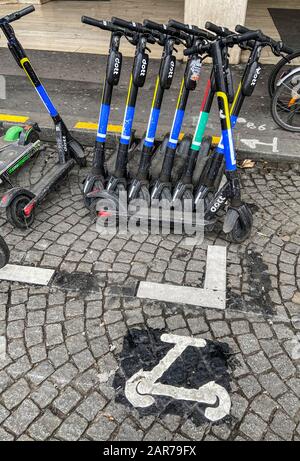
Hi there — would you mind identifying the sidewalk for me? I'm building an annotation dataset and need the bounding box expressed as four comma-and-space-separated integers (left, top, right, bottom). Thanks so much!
0, 150, 299, 440
0, 48, 299, 163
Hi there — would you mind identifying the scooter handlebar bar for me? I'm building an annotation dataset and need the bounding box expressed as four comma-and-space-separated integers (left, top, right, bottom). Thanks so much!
111, 17, 156, 38
168, 19, 215, 41
143, 19, 187, 41
183, 30, 262, 56
0, 5, 35, 25
205, 22, 233, 37
82, 16, 119, 33
235, 24, 294, 54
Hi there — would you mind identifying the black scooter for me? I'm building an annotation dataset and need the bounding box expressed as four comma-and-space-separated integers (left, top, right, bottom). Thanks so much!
81, 16, 137, 208
86, 18, 157, 216
127, 19, 188, 204
184, 28, 262, 242
0, 5, 86, 229
194, 23, 293, 217
150, 24, 214, 205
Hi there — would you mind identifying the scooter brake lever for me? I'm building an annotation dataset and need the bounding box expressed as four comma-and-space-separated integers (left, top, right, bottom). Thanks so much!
146, 46, 152, 53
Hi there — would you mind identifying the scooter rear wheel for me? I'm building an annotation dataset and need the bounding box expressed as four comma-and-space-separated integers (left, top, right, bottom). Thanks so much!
6, 194, 35, 229
0, 235, 10, 269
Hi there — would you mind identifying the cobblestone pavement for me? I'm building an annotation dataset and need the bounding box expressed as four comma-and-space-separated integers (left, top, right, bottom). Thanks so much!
0, 147, 300, 441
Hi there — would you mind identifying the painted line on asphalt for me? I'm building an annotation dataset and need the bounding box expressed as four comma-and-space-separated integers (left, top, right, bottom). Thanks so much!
0, 264, 55, 286
75, 122, 123, 133
74, 121, 221, 145
0, 113, 29, 123
137, 245, 227, 310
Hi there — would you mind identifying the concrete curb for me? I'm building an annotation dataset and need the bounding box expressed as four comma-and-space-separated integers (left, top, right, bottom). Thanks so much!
2, 120, 300, 166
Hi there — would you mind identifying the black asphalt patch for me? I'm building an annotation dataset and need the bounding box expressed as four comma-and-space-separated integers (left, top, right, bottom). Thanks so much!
113, 328, 235, 426
52, 271, 101, 293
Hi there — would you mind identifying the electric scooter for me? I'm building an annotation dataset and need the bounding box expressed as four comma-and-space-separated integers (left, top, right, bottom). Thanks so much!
184, 28, 263, 242
169, 21, 235, 207
127, 19, 189, 204
0, 5, 86, 229
194, 23, 293, 215
150, 25, 214, 204
81, 16, 139, 208
0, 122, 41, 187
86, 18, 157, 215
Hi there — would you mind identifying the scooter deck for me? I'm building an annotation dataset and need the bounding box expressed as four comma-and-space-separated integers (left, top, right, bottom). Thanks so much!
31, 158, 75, 200
0, 141, 40, 176
97, 207, 215, 231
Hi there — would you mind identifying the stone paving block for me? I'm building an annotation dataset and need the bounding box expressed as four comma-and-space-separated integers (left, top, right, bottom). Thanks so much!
270, 410, 297, 441
258, 372, 288, 399
28, 410, 61, 441
76, 392, 107, 421
3, 399, 40, 437
53, 387, 82, 415
1, 378, 30, 410
86, 415, 117, 441
56, 413, 88, 441
239, 413, 268, 440
31, 381, 59, 409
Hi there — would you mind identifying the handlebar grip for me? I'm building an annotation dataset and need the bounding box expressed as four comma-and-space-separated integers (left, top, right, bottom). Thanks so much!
144, 19, 188, 42
236, 30, 262, 43
168, 19, 188, 32
14, 5, 35, 20
111, 16, 157, 39
82, 16, 107, 28
205, 21, 233, 38
3, 5, 35, 24
183, 45, 200, 56
235, 24, 250, 34
111, 17, 135, 31
143, 19, 166, 34
169, 19, 214, 40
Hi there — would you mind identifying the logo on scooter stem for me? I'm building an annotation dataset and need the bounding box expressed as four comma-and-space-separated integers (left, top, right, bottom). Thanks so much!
210, 195, 226, 213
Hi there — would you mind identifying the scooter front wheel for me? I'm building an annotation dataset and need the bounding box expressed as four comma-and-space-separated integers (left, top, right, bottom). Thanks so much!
0, 235, 10, 269
224, 206, 253, 244
6, 193, 35, 229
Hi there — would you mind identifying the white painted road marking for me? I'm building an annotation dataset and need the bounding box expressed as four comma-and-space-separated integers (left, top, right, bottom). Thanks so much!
137, 245, 227, 310
138, 282, 226, 310
125, 333, 231, 422
241, 137, 279, 153
0, 265, 55, 286
204, 245, 227, 292
0, 336, 6, 362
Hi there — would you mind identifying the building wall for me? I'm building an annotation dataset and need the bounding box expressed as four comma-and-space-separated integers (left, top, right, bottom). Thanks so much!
184, 0, 249, 63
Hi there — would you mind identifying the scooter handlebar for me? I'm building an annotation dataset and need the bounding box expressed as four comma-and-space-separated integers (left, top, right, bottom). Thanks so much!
168, 19, 215, 41
205, 22, 233, 37
111, 17, 157, 43
0, 5, 35, 25
143, 19, 187, 41
82, 16, 123, 34
235, 24, 294, 54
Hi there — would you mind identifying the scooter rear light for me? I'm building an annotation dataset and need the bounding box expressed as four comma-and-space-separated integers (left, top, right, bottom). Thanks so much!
24, 202, 35, 217
1, 195, 8, 205
98, 210, 112, 218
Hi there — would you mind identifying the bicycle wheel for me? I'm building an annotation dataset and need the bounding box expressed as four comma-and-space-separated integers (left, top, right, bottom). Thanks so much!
271, 71, 300, 132
268, 51, 300, 98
